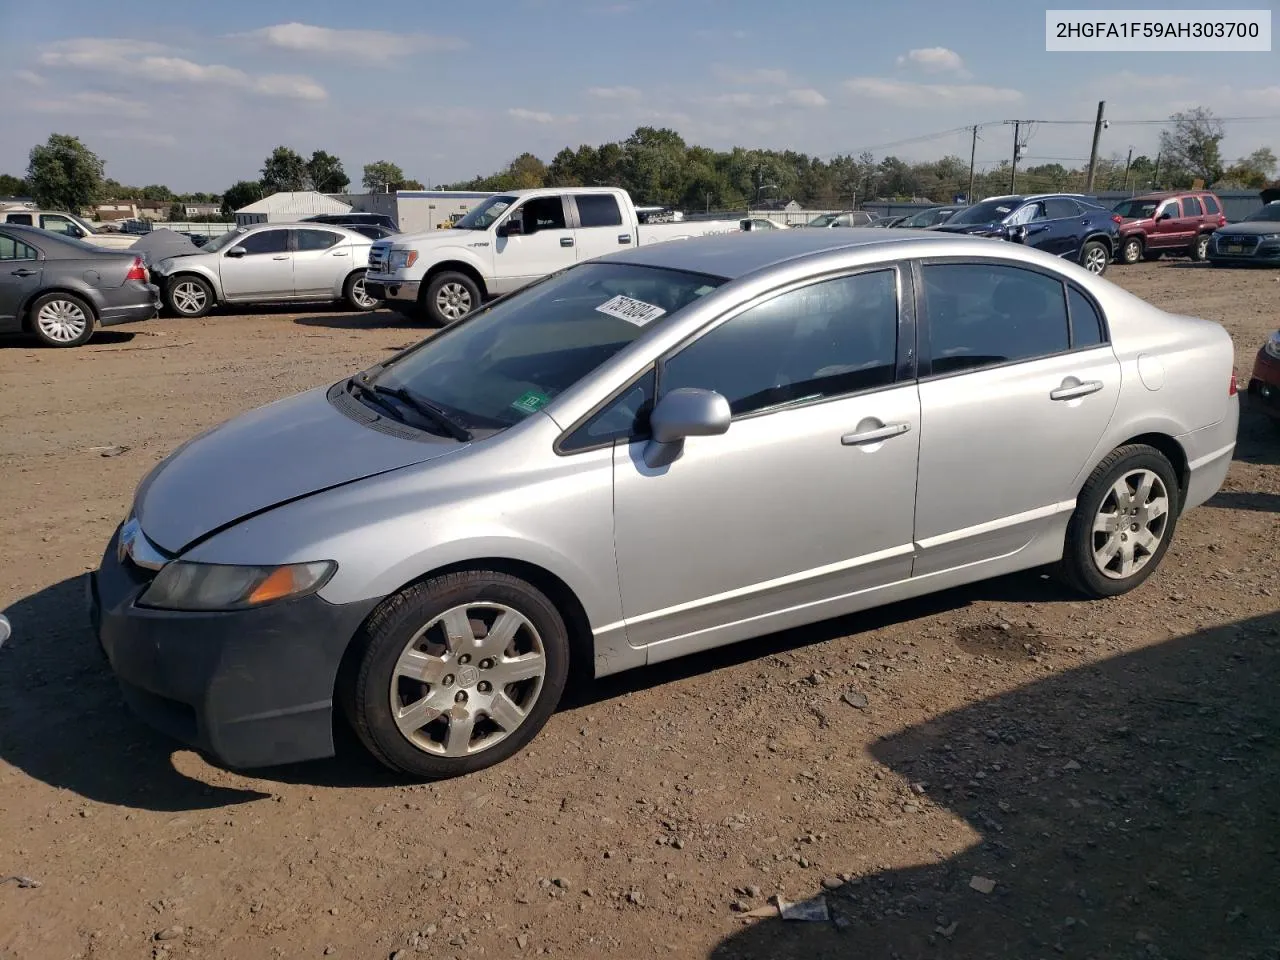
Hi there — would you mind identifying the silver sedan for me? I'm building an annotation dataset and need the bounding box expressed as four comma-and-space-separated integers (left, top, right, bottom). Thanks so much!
91, 229, 1239, 779
149, 222, 382, 318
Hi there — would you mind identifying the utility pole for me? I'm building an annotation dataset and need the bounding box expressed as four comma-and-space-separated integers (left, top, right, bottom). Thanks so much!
1010, 121, 1021, 193
1084, 100, 1106, 192
968, 124, 978, 201
1152, 152, 1162, 189
1122, 147, 1133, 192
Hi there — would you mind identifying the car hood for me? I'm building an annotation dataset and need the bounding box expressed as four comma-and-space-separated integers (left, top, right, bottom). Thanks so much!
1218, 221, 1280, 236
932, 222, 1003, 235
134, 384, 465, 553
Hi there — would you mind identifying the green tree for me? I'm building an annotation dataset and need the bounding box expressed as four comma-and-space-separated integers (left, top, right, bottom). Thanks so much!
362, 160, 406, 192
306, 150, 349, 193
0, 173, 31, 197
1158, 107, 1225, 185
260, 146, 309, 193
27, 133, 104, 211
167, 201, 185, 221
221, 180, 263, 217
140, 184, 173, 201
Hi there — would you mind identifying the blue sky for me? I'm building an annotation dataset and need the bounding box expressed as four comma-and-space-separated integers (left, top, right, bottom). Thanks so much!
1, 0, 1276, 193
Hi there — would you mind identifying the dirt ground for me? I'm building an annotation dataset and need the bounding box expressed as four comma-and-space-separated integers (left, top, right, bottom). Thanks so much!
1, 261, 1277, 960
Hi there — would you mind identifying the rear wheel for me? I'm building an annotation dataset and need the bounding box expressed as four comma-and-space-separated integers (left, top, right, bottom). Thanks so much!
1056, 444, 1180, 598
424, 271, 481, 327
165, 275, 213, 318
29, 292, 95, 347
343, 570, 570, 779
1119, 236, 1143, 265
1189, 233, 1210, 261
1080, 240, 1110, 275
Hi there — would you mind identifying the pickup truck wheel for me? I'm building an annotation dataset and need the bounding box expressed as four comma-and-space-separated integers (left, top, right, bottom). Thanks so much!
1120, 236, 1143, 265
343, 271, 381, 312
1080, 240, 1109, 275
165, 275, 213, 318
1189, 234, 1210, 262
425, 272, 480, 326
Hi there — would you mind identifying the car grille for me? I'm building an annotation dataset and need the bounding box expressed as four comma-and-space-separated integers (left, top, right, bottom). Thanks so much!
369, 244, 390, 273
1216, 234, 1259, 254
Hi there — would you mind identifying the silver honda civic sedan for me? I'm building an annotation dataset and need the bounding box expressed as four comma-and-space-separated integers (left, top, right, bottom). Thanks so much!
89, 229, 1239, 779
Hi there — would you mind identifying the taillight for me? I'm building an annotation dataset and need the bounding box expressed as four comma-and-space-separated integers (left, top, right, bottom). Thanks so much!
1218, 215, 1226, 227
125, 256, 147, 282
1111, 214, 1123, 224
1229, 370, 1238, 396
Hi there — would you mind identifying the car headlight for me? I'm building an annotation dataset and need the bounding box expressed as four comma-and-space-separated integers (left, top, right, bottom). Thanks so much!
1261, 233, 1280, 242
389, 249, 419, 270
137, 560, 336, 612
1265, 331, 1280, 360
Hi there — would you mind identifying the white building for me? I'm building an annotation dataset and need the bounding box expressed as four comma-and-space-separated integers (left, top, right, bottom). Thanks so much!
234, 191, 352, 226
350, 190, 496, 233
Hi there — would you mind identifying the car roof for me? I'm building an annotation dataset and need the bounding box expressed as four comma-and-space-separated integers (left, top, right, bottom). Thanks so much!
600, 228, 984, 280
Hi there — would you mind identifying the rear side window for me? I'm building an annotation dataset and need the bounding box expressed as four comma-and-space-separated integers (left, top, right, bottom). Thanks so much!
576, 194, 623, 228
921, 263, 1069, 375
1183, 196, 1204, 216
295, 229, 343, 251
6, 213, 34, 226
1203, 195, 1220, 214
1044, 198, 1080, 219
1067, 287, 1106, 348
0, 234, 37, 260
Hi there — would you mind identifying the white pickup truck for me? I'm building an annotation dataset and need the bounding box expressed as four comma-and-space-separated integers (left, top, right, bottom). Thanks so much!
0, 205, 139, 250
364, 187, 747, 325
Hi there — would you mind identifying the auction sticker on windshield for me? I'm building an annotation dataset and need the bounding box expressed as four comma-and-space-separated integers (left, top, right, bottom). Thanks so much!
510, 390, 550, 415
595, 294, 667, 326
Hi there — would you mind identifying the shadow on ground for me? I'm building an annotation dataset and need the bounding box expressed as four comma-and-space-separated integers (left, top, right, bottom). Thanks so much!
293, 309, 436, 334
709, 610, 1280, 960
0, 330, 136, 349
1233, 403, 1280, 468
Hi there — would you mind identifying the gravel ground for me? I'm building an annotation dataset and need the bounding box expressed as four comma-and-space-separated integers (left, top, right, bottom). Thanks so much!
0, 261, 1277, 960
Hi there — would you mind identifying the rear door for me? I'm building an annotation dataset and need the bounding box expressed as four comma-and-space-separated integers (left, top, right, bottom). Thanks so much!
1041, 197, 1085, 258
491, 195, 577, 294
0, 231, 43, 330
218, 227, 293, 300
912, 258, 1120, 576
569, 193, 634, 262
291, 228, 350, 298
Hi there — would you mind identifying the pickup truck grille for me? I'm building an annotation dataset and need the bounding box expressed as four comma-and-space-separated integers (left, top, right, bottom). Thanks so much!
368, 244, 390, 273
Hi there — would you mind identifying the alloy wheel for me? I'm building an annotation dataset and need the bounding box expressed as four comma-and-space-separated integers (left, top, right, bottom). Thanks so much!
435, 282, 473, 321
1084, 246, 1108, 273
172, 280, 208, 315
388, 602, 547, 757
1091, 468, 1169, 580
35, 299, 88, 343
350, 276, 378, 309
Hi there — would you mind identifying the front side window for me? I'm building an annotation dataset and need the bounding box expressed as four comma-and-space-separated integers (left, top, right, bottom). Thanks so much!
1007, 202, 1044, 225
1158, 200, 1181, 219
372, 262, 724, 429
41, 214, 81, 237
576, 194, 623, 228
295, 229, 343, 251
516, 196, 567, 232
921, 263, 1070, 375
236, 230, 289, 255
660, 270, 899, 418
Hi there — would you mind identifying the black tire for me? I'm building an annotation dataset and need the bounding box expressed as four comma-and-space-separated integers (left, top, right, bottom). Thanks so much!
423, 271, 481, 327
1189, 233, 1210, 262
1056, 444, 1181, 599
164, 274, 214, 318
343, 270, 381, 312
1079, 239, 1110, 275
28, 291, 96, 348
1119, 235, 1143, 265
343, 570, 570, 780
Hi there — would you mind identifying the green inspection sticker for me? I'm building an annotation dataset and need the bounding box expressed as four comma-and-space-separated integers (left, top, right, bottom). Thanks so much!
510, 390, 550, 415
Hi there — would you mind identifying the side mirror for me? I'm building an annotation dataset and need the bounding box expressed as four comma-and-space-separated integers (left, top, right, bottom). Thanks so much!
1006, 224, 1028, 242
500, 218, 523, 236
643, 387, 731, 467
1158, 212, 1173, 221
225, 246, 247, 258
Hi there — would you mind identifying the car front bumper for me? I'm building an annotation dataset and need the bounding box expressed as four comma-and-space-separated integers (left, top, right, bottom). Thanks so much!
88, 528, 379, 769
1207, 237, 1280, 265
1248, 346, 1280, 419
99, 283, 162, 326
363, 276, 419, 304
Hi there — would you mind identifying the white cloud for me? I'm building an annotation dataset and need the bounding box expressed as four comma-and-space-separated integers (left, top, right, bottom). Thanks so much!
507, 107, 577, 124
712, 65, 791, 86
702, 88, 828, 109
97, 129, 178, 148
786, 88, 828, 107
895, 46, 969, 76
24, 90, 150, 119
843, 76, 1022, 107
234, 22, 465, 57
38, 37, 327, 101
14, 69, 46, 86
588, 85, 643, 101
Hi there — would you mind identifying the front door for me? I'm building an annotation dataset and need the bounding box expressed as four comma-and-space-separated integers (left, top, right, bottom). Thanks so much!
491, 195, 577, 296
913, 259, 1121, 576
612, 267, 921, 657
291, 228, 350, 298
218, 227, 293, 300
0, 231, 43, 331
1147, 198, 1187, 250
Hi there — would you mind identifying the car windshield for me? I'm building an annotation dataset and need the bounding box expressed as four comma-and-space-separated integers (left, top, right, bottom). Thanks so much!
905, 207, 952, 227
200, 228, 246, 253
453, 196, 515, 230
372, 262, 726, 430
946, 198, 1022, 225
1243, 204, 1280, 222
1114, 199, 1160, 219
806, 214, 838, 227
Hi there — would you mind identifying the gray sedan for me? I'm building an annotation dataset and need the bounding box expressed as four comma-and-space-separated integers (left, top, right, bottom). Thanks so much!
90, 229, 1238, 779
0, 224, 160, 347
148, 222, 381, 318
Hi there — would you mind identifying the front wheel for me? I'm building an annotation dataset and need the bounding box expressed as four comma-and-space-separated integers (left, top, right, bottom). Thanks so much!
1189, 234, 1210, 261
1056, 444, 1180, 598
165, 275, 214, 318
29, 292, 96, 347
343, 271, 381, 312
1119, 236, 1143, 265
424, 271, 481, 326
1080, 240, 1110, 275
342, 571, 570, 779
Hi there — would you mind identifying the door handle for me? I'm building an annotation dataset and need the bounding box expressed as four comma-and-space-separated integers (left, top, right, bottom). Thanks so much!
1050, 379, 1104, 401
841, 422, 912, 446
560, 237, 575, 247
332, 250, 349, 256
11, 268, 37, 277
618, 234, 632, 244
272, 255, 289, 260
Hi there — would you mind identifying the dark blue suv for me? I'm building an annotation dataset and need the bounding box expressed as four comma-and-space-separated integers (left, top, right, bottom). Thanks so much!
931, 194, 1121, 275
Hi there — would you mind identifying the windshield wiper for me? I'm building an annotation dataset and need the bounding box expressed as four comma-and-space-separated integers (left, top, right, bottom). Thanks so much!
373, 384, 473, 442
348, 376, 406, 419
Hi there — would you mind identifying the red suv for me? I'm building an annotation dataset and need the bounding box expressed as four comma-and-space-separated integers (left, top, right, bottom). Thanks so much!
1112, 190, 1226, 265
